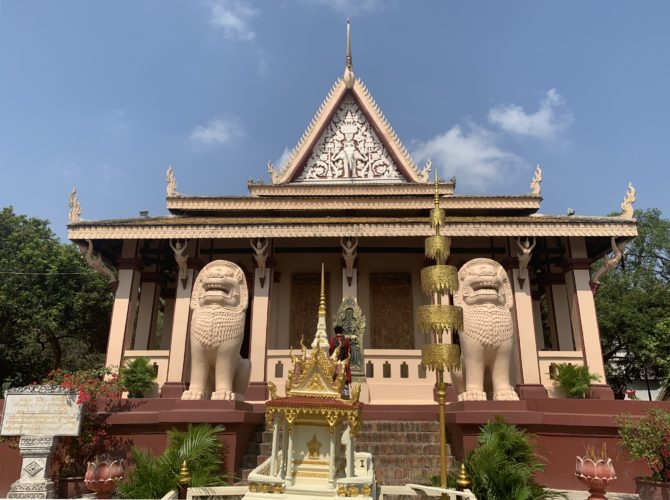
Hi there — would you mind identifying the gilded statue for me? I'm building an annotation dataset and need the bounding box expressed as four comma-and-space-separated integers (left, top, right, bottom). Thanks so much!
453, 258, 519, 401
181, 260, 251, 401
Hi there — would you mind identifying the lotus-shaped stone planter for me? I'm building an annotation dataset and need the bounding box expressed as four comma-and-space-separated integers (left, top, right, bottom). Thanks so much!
575, 456, 617, 500
84, 460, 125, 499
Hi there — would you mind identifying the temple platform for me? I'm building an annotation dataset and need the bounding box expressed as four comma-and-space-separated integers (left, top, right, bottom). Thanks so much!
2, 398, 670, 496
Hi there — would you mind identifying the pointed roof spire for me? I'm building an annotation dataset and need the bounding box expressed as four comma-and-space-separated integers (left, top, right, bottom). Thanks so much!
343, 18, 355, 89
311, 262, 329, 350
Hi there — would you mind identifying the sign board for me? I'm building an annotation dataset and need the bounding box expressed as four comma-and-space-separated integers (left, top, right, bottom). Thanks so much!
1, 385, 83, 437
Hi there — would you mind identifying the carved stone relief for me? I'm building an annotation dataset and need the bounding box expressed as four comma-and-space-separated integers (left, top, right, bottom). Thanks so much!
295, 95, 404, 183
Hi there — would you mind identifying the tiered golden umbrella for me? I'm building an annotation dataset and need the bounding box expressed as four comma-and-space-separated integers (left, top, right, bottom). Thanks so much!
417, 170, 462, 491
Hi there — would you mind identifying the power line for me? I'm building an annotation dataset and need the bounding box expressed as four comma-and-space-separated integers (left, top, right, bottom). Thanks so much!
0, 271, 90, 276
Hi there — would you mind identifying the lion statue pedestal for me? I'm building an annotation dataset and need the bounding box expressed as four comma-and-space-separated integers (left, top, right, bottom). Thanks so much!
182, 260, 252, 401
452, 258, 519, 401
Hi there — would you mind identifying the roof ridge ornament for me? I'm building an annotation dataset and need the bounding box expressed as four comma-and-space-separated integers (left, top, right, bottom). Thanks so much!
68, 187, 81, 223
620, 181, 636, 218
530, 164, 542, 196
343, 18, 355, 89
166, 165, 179, 196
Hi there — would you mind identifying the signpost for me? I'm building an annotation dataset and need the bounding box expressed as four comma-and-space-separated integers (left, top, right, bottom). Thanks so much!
1, 385, 83, 499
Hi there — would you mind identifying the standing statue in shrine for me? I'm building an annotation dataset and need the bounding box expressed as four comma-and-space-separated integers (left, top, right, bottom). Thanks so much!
329, 326, 351, 391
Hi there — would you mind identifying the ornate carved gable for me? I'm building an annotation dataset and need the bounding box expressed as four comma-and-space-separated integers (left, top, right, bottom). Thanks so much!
273, 79, 428, 185
295, 95, 403, 183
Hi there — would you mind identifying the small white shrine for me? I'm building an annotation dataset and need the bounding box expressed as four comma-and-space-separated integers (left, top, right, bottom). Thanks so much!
244, 267, 375, 499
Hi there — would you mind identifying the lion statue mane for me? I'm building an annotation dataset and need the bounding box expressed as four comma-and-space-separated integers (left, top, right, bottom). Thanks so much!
181, 260, 251, 401
452, 258, 519, 401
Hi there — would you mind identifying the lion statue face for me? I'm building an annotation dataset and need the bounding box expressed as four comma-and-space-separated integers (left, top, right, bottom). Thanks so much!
190, 261, 248, 349
190, 261, 248, 312
455, 258, 514, 347
456, 258, 512, 310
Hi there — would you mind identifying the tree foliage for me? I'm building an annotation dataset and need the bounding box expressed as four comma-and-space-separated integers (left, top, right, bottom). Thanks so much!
0, 207, 114, 390
595, 208, 670, 396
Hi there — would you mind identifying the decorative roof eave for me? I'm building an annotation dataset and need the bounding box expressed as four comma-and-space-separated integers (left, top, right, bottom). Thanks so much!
68, 216, 638, 240
245, 182, 455, 197
166, 194, 542, 213
273, 78, 424, 185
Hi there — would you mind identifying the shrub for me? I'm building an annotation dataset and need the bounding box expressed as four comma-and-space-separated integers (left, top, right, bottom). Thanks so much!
616, 408, 670, 482
464, 416, 565, 500
118, 424, 228, 499
119, 357, 156, 398
553, 363, 600, 398
44, 366, 127, 477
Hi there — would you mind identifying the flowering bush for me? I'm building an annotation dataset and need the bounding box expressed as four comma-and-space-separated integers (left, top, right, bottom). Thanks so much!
44, 366, 127, 477
616, 408, 670, 482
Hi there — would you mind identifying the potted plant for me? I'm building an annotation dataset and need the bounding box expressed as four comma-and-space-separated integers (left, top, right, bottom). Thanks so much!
553, 363, 600, 398
575, 443, 617, 500
616, 408, 670, 499
119, 357, 157, 398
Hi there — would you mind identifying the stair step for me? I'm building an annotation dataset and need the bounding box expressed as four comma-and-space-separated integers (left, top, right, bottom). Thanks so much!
239, 420, 452, 486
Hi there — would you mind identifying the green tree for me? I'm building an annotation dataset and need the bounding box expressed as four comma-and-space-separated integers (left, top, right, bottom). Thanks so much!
595, 208, 670, 397
0, 207, 114, 390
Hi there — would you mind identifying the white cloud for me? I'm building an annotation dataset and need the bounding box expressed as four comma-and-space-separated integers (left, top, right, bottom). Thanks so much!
209, 0, 258, 41
413, 124, 524, 191
302, 0, 387, 14
488, 88, 573, 140
257, 53, 269, 78
274, 147, 292, 169
190, 117, 244, 146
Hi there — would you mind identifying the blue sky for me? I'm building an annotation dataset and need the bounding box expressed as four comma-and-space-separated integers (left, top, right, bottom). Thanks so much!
1, 1, 669, 241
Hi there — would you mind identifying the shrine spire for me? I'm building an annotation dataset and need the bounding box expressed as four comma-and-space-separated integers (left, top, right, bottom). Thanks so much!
343, 18, 355, 89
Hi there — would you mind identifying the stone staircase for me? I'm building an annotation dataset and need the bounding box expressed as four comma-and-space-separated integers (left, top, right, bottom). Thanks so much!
238, 421, 450, 486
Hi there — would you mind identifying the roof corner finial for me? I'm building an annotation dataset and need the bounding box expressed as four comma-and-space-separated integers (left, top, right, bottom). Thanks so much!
343, 18, 355, 89
68, 187, 81, 223
620, 181, 636, 218
530, 164, 542, 196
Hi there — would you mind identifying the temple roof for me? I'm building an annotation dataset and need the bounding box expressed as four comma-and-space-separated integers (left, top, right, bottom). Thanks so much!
68, 214, 637, 240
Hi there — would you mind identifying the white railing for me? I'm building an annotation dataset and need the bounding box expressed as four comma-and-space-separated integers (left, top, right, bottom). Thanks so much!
266, 349, 436, 404
537, 350, 584, 397
185, 486, 248, 499
379, 484, 476, 499
121, 350, 169, 397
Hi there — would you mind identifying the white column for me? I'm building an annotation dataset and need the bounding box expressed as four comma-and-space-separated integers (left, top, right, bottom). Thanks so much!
160, 296, 176, 350
166, 268, 195, 384
346, 429, 355, 478
270, 417, 280, 477
281, 420, 289, 478
133, 281, 158, 350
250, 268, 272, 383
531, 298, 545, 350
328, 427, 336, 488
551, 284, 575, 351
342, 268, 357, 299
285, 423, 295, 486
565, 238, 607, 380
105, 241, 140, 371
509, 268, 542, 385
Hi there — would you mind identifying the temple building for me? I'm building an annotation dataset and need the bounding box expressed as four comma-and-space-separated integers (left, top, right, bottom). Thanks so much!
67, 22, 637, 405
